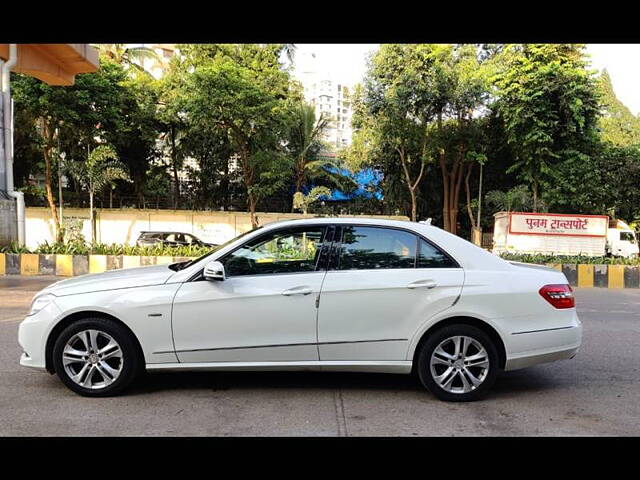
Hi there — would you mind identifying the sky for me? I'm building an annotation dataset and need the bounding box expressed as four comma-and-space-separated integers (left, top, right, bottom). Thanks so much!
292, 44, 640, 116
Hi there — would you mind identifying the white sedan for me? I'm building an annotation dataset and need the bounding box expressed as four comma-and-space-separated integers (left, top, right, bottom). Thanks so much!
18, 218, 582, 401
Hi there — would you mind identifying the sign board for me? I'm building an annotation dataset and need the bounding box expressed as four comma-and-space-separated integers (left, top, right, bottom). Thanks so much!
509, 213, 608, 237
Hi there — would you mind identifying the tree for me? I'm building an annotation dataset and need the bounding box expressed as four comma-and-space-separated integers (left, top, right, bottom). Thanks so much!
345, 45, 436, 222
293, 186, 332, 214
66, 145, 131, 242
596, 69, 640, 147
288, 102, 330, 195
97, 44, 160, 76
492, 44, 601, 211
429, 45, 493, 235
156, 55, 191, 209
485, 185, 540, 213
177, 44, 301, 227
104, 66, 161, 208
349, 44, 493, 231
12, 61, 121, 240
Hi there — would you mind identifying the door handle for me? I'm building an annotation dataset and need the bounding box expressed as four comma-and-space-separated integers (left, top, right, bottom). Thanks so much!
407, 279, 437, 289
282, 286, 313, 296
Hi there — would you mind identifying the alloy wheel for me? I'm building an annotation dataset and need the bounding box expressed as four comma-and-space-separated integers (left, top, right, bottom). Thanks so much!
61, 329, 124, 390
429, 335, 490, 394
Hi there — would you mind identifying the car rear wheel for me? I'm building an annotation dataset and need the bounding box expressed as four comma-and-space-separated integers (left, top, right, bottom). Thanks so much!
417, 324, 499, 402
52, 317, 141, 397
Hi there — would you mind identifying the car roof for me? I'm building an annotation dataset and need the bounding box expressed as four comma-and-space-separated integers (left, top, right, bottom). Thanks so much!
139, 231, 194, 235
255, 217, 510, 271
259, 217, 417, 229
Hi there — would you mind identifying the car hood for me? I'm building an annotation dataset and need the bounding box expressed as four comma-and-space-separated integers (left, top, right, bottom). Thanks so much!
41, 264, 177, 297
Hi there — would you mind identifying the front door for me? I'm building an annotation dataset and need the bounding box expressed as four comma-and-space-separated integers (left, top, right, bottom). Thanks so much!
317, 225, 464, 361
172, 225, 329, 363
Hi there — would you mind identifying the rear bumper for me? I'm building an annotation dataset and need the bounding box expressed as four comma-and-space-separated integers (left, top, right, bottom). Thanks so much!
504, 321, 582, 371
505, 343, 580, 370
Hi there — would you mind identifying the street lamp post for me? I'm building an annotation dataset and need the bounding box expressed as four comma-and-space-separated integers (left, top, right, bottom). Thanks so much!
56, 128, 64, 231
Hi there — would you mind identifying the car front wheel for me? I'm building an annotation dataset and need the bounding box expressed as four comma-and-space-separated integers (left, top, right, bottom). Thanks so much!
417, 324, 499, 402
52, 317, 141, 397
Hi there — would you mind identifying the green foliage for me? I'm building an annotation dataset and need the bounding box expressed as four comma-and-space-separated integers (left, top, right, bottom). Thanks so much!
98, 44, 161, 76
485, 185, 545, 213
499, 252, 640, 265
596, 70, 640, 147
0, 242, 31, 254
293, 186, 332, 214
171, 44, 301, 224
349, 44, 494, 227
67, 145, 131, 195
491, 44, 601, 210
1, 242, 211, 257
10, 43, 640, 243
287, 102, 344, 193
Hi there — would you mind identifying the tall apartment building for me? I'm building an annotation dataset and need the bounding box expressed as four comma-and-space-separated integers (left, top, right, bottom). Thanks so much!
295, 51, 354, 151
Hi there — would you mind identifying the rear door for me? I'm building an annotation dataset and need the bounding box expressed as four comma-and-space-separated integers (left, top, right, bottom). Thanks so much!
317, 225, 464, 361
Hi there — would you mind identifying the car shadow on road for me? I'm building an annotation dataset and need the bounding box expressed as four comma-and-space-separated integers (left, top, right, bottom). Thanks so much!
128, 367, 562, 399
130, 370, 423, 396
491, 368, 566, 398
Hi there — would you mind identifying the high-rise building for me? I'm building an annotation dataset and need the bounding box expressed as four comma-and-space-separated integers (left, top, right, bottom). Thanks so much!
295, 51, 354, 151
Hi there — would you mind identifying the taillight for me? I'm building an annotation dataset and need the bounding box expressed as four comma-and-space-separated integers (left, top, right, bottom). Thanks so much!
539, 284, 575, 309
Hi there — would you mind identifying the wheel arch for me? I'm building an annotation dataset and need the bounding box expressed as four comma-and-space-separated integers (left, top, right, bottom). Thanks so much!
45, 310, 144, 374
410, 316, 507, 373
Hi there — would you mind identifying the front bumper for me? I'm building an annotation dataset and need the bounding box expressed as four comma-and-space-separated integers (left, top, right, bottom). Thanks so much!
17, 300, 62, 372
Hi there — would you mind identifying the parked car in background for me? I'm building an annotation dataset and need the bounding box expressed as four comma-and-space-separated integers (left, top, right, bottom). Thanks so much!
19, 218, 582, 401
136, 231, 217, 248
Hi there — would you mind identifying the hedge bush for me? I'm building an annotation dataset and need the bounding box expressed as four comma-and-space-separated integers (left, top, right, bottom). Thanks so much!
499, 252, 640, 265
0, 241, 212, 258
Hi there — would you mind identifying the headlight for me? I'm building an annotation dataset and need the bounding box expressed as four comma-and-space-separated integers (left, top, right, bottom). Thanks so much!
28, 294, 55, 316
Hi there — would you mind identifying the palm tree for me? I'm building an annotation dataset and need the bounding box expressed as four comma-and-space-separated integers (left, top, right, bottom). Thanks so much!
288, 102, 348, 204
66, 145, 131, 242
485, 185, 545, 213
293, 186, 332, 215
97, 44, 161, 76
283, 44, 297, 64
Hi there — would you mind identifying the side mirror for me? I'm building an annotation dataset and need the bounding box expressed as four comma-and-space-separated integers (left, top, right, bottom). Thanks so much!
203, 260, 225, 281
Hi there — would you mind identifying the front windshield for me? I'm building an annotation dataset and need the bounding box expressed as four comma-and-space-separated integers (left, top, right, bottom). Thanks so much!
620, 231, 637, 244
168, 226, 264, 271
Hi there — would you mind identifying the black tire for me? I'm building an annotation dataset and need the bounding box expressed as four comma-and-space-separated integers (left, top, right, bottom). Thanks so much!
417, 324, 499, 402
52, 317, 142, 397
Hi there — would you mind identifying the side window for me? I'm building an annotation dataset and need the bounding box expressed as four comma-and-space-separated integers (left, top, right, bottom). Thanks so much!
417, 238, 457, 268
337, 226, 416, 270
224, 227, 327, 276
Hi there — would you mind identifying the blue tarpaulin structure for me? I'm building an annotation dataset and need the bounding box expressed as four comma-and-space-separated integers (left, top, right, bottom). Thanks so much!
300, 167, 383, 201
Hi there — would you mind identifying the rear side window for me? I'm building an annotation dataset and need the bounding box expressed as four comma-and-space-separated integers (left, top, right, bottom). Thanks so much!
337, 226, 417, 270
417, 238, 456, 268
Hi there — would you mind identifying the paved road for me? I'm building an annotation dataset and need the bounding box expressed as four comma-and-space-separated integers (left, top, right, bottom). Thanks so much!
1, 276, 639, 436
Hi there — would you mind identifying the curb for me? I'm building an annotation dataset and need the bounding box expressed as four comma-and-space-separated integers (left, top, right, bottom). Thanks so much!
0, 253, 197, 277
546, 263, 638, 288
0, 253, 639, 288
